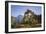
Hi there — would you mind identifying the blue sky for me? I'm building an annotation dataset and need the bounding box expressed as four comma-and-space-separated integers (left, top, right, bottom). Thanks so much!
11, 5, 41, 17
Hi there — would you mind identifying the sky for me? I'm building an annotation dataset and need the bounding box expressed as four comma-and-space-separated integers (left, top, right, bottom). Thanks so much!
11, 5, 41, 17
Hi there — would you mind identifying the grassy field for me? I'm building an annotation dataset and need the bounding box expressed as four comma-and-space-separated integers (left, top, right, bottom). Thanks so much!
14, 23, 41, 28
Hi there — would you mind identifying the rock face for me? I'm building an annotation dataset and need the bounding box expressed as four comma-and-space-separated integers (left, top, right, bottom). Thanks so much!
23, 9, 41, 27
23, 9, 37, 24
16, 15, 23, 23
